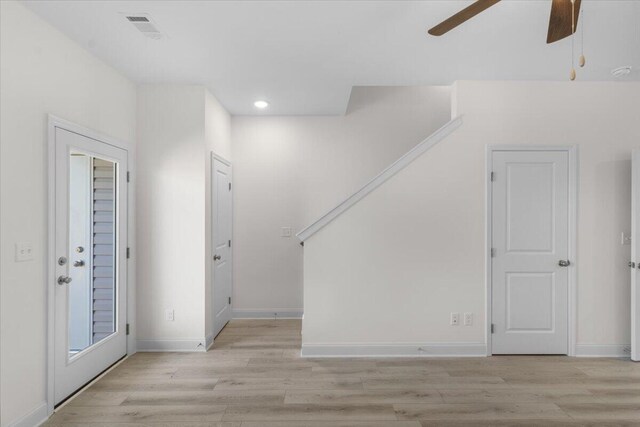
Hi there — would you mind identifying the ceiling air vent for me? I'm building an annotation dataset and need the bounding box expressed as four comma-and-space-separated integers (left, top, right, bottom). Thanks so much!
126, 16, 150, 22
124, 14, 163, 40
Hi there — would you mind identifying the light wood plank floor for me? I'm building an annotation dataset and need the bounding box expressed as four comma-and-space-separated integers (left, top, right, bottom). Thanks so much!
45, 319, 640, 426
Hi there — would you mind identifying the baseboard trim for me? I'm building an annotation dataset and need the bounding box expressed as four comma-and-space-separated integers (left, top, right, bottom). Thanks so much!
137, 338, 209, 352
205, 333, 214, 350
301, 342, 487, 358
575, 344, 631, 357
233, 309, 303, 319
7, 401, 48, 427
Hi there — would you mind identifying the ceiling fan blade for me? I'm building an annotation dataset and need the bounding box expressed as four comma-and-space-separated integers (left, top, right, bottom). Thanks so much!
547, 0, 581, 44
428, 0, 501, 36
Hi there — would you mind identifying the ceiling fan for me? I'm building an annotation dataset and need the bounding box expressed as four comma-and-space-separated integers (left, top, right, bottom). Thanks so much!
428, 0, 581, 44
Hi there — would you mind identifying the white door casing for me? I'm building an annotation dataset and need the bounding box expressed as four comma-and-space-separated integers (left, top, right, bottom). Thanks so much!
53, 127, 128, 404
490, 149, 573, 355
632, 150, 640, 362
212, 155, 233, 337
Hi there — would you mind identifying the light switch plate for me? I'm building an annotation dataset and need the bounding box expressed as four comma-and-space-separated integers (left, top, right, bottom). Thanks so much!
15, 242, 34, 262
621, 232, 632, 245
281, 227, 292, 238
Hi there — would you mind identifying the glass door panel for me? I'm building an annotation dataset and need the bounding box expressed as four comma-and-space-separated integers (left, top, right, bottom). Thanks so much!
68, 154, 117, 357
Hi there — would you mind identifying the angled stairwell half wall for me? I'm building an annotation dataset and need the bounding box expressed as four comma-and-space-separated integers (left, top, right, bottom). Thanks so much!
300, 81, 640, 358
231, 86, 452, 319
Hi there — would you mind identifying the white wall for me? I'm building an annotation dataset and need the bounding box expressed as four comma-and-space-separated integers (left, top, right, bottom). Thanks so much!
302, 81, 640, 356
231, 86, 451, 317
137, 85, 230, 349
0, 2, 137, 426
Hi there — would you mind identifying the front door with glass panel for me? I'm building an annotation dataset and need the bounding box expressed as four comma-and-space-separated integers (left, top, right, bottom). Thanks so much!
54, 127, 128, 404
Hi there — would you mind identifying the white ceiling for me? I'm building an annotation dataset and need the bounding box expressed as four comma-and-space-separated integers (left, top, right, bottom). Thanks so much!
23, 1, 640, 115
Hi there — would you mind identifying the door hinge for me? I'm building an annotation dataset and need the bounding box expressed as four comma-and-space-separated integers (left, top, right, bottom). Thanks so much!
126, 323, 130, 335
490, 171, 495, 182
126, 247, 130, 259
228, 297, 231, 304
491, 323, 495, 334
127, 171, 130, 183
491, 248, 496, 258
229, 182, 232, 191
228, 240, 231, 247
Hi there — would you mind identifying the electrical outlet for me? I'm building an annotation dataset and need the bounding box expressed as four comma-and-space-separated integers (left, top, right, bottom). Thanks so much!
281, 227, 292, 237
165, 309, 175, 321
450, 312, 460, 326
15, 242, 34, 262
464, 312, 473, 326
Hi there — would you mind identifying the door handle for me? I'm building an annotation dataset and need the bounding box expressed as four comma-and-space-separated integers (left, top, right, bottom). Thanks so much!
213, 254, 221, 261
73, 260, 85, 267
630, 261, 636, 268
558, 260, 571, 267
57, 275, 72, 285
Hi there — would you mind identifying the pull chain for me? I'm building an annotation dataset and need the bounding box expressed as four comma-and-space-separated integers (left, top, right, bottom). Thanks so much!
570, 0, 576, 80
579, 5, 586, 67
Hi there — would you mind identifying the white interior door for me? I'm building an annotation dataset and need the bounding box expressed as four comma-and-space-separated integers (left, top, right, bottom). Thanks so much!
632, 150, 640, 362
212, 155, 233, 337
54, 127, 128, 404
491, 150, 571, 354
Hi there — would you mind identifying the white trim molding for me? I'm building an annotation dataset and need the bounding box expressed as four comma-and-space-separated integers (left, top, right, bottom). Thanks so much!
6, 402, 48, 427
301, 342, 487, 358
206, 333, 215, 350
136, 339, 209, 352
233, 309, 303, 319
485, 145, 578, 357
575, 344, 631, 358
296, 116, 463, 242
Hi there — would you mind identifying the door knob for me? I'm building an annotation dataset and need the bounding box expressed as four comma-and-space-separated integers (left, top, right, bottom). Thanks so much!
558, 260, 571, 267
73, 260, 85, 267
213, 254, 221, 261
630, 261, 636, 268
57, 275, 72, 285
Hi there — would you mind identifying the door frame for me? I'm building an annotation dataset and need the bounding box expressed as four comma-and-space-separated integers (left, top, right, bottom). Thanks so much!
632, 150, 639, 361
485, 145, 578, 356
211, 152, 233, 337
47, 115, 133, 414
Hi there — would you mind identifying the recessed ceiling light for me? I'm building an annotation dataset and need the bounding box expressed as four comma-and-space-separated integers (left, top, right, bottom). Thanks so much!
611, 66, 632, 78
254, 100, 269, 109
